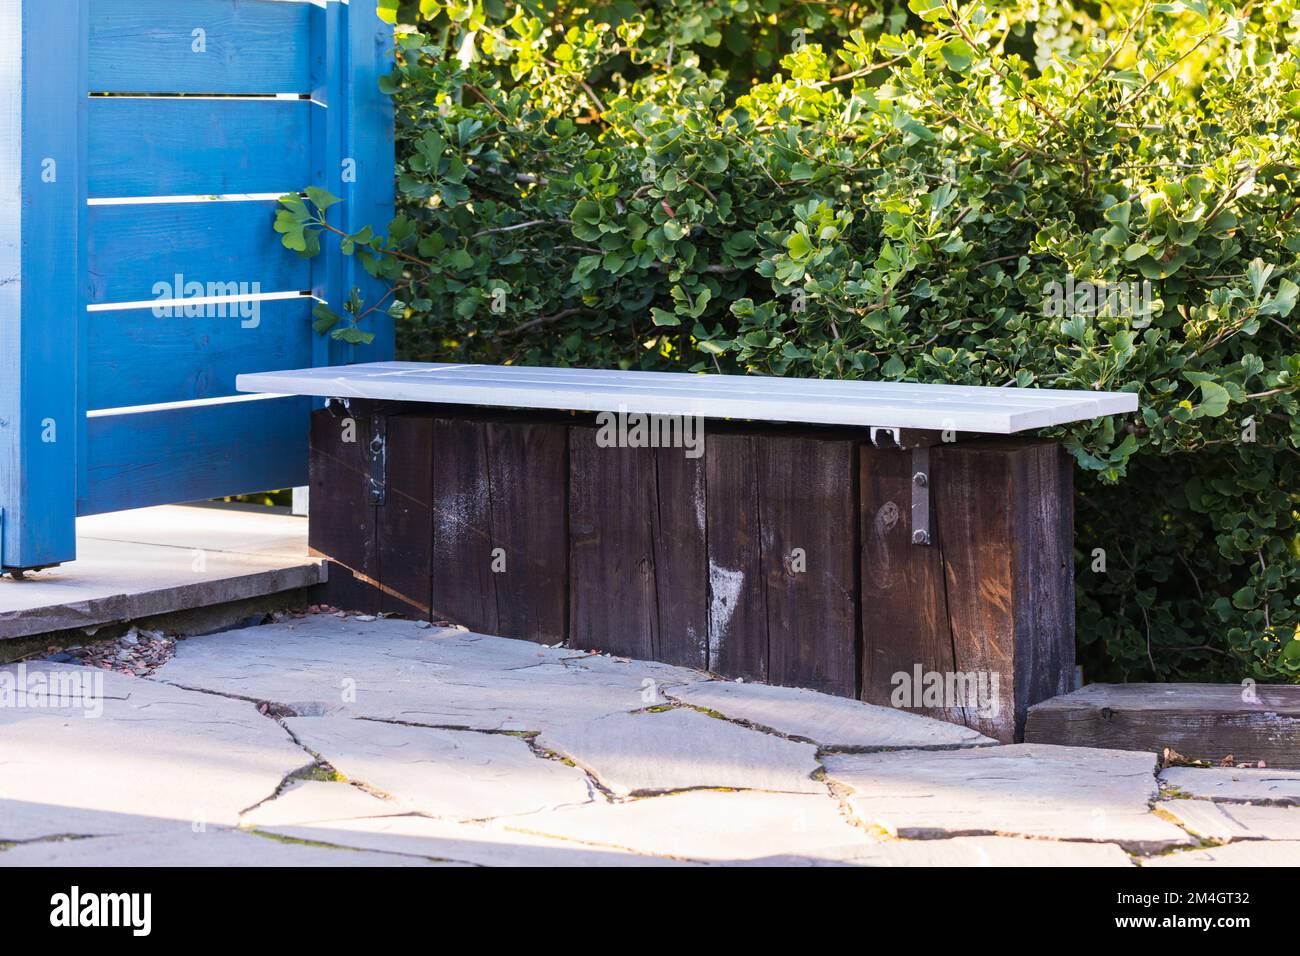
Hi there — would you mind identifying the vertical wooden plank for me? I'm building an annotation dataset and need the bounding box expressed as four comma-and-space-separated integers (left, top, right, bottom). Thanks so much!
377, 413, 433, 620
759, 434, 858, 698
859, 445, 966, 725
309, 0, 346, 371
309, 404, 379, 613
343, 0, 396, 363
427, 414, 567, 640
484, 419, 567, 644
1012, 442, 1076, 737
0, 0, 86, 570
649, 445, 709, 668
309, 0, 395, 369
705, 433, 767, 681
931, 443, 1019, 741
568, 425, 707, 664
568, 428, 658, 657
920, 440, 1074, 742
0, 0, 22, 565
429, 417, 498, 631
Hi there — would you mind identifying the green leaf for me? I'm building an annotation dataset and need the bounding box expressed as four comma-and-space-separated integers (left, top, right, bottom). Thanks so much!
1196, 380, 1231, 418
663, 220, 689, 242
312, 303, 342, 334
333, 326, 376, 346
940, 39, 972, 72
305, 187, 342, 211
1260, 278, 1298, 317
907, 0, 948, 22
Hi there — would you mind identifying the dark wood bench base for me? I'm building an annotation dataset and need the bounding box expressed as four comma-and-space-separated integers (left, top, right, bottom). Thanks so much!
309, 401, 1074, 742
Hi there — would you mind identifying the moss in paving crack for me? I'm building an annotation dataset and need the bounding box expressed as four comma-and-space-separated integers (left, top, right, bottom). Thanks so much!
1137, 834, 1228, 860
290, 761, 346, 784
531, 745, 578, 768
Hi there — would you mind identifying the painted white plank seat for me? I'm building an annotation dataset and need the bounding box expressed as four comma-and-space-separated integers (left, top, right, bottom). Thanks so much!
237, 361, 1137, 433
237, 361, 1139, 743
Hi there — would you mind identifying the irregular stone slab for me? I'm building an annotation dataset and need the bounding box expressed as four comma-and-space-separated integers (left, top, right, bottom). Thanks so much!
257, 814, 687, 867
824, 743, 1190, 853
1027, 682, 1300, 769
536, 708, 823, 796
1160, 801, 1300, 842
240, 780, 405, 829
284, 716, 591, 820
155, 617, 706, 731
1144, 841, 1300, 867
241, 779, 686, 865
669, 680, 994, 749
503, 790, 876, 862
0, 828, 449, 867
828, 836, 1133, 868
1160, 767, 1300, 805
0, 663, 310, 841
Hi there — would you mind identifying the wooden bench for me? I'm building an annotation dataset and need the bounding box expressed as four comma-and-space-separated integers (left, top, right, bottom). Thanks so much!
238, 362, 1137, 742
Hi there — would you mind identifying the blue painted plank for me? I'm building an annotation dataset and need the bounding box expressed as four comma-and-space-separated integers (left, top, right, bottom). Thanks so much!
0, 0, 87, 569
87, 298, 314, 410
90, 0, 313, 95
88, 97, 310, 198
310, 0, 348, 370
307, 0, 394, 369
344, 0, 397, 363
82, 396, 310, 516
88, 200, 310, 305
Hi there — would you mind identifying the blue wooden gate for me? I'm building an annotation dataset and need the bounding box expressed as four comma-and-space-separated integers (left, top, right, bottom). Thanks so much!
0, 0, 394, 570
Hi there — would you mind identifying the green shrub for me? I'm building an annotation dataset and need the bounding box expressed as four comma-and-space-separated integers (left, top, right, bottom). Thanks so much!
281, 0, 1300, 683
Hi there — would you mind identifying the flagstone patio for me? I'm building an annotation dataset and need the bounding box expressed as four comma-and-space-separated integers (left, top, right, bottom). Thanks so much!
2, 612, 1296, 867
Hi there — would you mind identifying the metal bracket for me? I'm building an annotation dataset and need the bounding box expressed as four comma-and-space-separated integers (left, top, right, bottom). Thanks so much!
867, 428, 935, 546
366, 413, 387, 506
910, 446, 931, 546
868, 426, 943, 450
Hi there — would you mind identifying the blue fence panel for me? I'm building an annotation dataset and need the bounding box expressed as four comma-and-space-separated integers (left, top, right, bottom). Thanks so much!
0, 0, 394, 570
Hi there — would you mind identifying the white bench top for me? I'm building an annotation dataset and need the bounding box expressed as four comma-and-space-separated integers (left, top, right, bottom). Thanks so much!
237, 362, 1138, 434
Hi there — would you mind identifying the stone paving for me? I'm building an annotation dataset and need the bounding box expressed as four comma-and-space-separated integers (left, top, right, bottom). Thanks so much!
2, 613, 1298, 866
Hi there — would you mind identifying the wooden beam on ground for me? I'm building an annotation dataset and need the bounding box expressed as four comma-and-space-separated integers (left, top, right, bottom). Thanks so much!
1026, 683, 1300, 769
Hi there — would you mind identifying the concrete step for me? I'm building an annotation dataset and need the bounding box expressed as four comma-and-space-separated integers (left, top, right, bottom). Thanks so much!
0, 504, 324, 641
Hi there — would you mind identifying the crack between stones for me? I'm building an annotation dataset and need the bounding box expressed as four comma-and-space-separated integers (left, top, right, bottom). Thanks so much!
240, 827, 480, 867
661, 694, 988, 756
